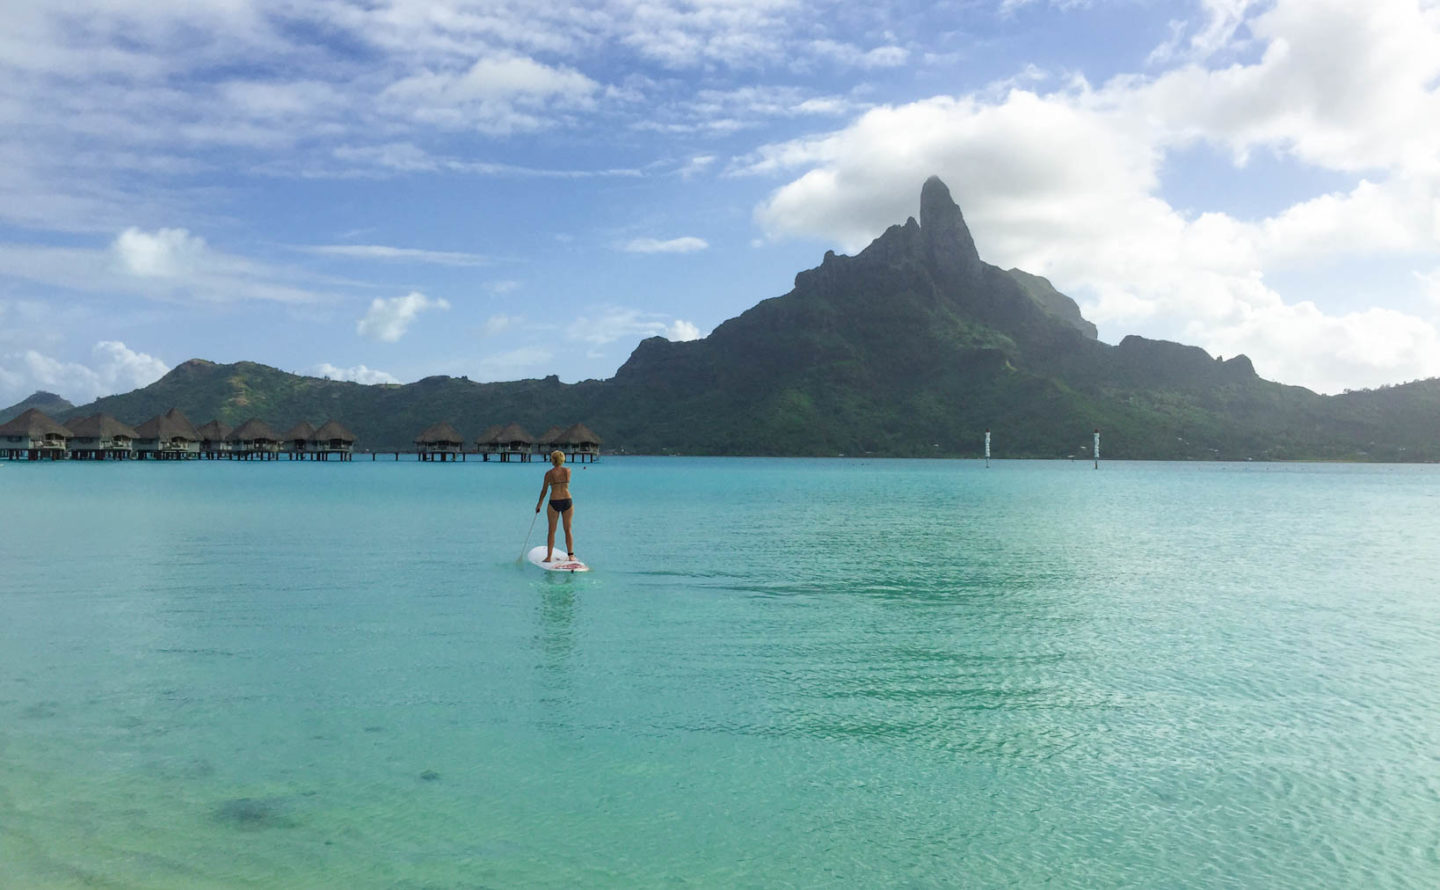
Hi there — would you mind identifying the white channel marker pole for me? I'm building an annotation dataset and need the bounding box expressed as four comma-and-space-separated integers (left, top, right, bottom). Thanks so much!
985, 429, 991, 468
1093, 428, 1100, 470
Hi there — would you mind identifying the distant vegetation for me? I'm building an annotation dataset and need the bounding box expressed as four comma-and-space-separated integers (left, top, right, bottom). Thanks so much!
0, 391, 73, 425
11, 177, 1438, 460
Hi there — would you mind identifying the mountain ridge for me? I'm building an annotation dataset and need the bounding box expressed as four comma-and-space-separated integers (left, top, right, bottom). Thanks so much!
6, 176, 1438, 459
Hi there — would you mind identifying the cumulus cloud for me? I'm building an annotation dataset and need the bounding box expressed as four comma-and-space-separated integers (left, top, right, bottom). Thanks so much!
746, 0, 1440, 392
356, 291, 451, 342
0, 340, 169, 405
622, 236, 709, 254
566, 307, 705, 345
313, 362, 401, 384
113, 227, 209, 277
665, 319, 702, 341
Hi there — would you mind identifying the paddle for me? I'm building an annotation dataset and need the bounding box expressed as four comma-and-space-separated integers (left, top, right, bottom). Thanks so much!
516, 509, 540, 564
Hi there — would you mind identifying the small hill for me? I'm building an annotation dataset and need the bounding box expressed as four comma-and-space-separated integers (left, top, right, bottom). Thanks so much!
1, 391, 75, 424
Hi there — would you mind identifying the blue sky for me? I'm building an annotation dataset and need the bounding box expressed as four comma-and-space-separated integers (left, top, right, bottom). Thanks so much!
2, 0, 1438, 405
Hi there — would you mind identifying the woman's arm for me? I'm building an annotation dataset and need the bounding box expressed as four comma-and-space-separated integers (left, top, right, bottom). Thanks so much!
536, 473, 550, 512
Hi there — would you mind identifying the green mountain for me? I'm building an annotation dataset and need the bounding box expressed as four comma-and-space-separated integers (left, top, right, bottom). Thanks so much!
35, 176, 1440, 459
0, 391, 74, 424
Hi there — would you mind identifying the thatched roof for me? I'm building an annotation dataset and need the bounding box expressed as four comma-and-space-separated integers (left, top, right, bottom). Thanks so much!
67, 414, 139, 440
493, 422, 533, 445
196, 420, 232, 441
0, 408, 72, 438
228, 418, 281, 442
314, 419, 356, 443
536, 426, 565, 446
282, 421, 317, 441
135, 408, 198, 441
476, 424, 503, 445
415, 422, 464, 445
559, 422, 601, 445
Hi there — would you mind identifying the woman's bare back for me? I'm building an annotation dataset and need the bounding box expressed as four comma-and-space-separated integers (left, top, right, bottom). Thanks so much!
546, 466, 571, 499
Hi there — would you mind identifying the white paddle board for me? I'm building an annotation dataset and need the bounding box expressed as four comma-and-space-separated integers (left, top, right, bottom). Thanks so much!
527, 545, 589, 573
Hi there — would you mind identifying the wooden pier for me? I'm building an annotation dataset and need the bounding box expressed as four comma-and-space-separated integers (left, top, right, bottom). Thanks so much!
2, 409, 600, 465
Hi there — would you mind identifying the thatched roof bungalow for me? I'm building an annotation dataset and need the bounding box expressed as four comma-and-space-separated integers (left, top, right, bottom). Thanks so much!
486, 422, 535, 462
548, 422, 601, 462
0, 409, 72, 459
559, 423, 601, 448
416, 422, 465, 461
135, 408, 200, 459
313, 419, 357, 460
228, 418, 282, 460
196, 420, 232, 456
535, 425, 565, 451
282, 421, 317, 458
67, 414, 139, 459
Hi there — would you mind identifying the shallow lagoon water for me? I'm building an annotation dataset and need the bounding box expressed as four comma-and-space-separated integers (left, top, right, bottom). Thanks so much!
1, 457, 1438, 888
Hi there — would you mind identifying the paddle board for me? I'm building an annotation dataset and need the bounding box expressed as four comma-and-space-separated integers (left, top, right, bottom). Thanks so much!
526, 545, 590, 573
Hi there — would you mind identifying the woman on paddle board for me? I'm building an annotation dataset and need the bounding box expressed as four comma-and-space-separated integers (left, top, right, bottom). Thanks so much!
535, 450, 575, 562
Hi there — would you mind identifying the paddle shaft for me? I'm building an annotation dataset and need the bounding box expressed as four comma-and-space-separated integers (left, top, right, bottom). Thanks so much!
517, 510, 541, 563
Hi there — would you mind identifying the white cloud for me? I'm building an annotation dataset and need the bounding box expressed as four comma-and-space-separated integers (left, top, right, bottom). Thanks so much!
622, 236, 709, 254
1150, 0, 1260, 64
300, 244, 489, 267
807, 40, 910, 69
1198, 303, 1440, 394
679, 155, 716, 178
380, 54, 599, 134
0, 228, 331, 304
665, 319, 702, 341
566, 307, 706, 344
313, 362, 401, 385
356, 291, 451, 342
1124, 0, 1440, 174
1420, 268, 1440, 309
113, 227, 208, 277
0, 340, 168, 405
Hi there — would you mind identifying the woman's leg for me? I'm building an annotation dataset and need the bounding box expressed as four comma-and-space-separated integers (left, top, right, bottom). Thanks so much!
545, 506, 559, 560
561, 505, 575, 557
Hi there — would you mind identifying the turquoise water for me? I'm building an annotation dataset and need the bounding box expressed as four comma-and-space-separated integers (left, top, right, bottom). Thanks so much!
2, 457, 1438, 888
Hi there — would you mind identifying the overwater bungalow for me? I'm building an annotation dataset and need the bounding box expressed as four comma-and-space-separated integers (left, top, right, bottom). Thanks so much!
534, 425, 565, 456
476, 424, 503, 461
135, 408, 200, 460
66, 414, 139, 460
416, 422, 465, 461
487, 422, 535, 463
313, 419, 357, 461
228, 418, 282, 460
0, 409, 72, 460
282, 421, 317, 460
554, 422, 602, 463
196, 420, 232, 459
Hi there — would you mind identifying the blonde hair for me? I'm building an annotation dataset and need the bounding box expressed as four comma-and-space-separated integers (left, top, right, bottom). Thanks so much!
550, 450, 565, 466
